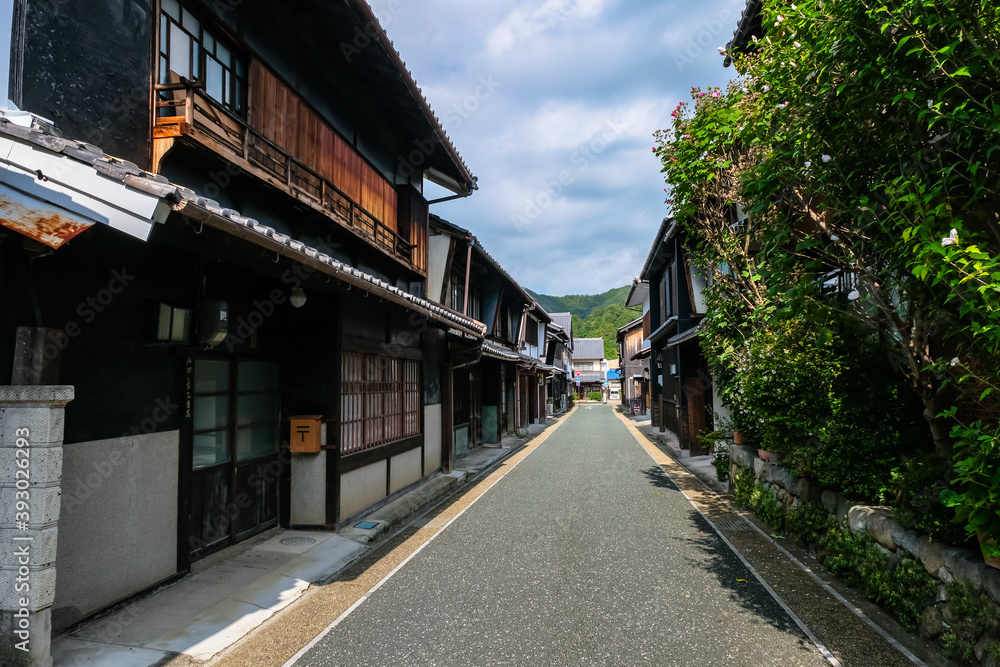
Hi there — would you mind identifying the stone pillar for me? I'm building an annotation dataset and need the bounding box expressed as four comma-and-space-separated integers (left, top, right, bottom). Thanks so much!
0, 386, 73, 667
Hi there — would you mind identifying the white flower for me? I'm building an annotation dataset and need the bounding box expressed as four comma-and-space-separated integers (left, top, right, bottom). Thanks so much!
941, 228, 958, 246
804, 161, 812, 167
848, 290, 860, 301
950, 357, 960, 367
794, 41, 802, 48
821, 154, 831, 162
763, 85, 770, 92
776, 14, 785, 22
830, 234, 839, 241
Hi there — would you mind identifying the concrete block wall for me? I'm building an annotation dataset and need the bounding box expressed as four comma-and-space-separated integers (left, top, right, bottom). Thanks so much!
0, 386, 74, 667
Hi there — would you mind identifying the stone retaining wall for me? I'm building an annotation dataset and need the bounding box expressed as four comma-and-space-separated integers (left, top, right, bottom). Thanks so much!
731, 445, 1000, 666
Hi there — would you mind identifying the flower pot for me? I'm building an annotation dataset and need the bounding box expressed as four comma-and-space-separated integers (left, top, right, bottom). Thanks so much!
757, 448, 771, 462
733, 430, 744, 446
978, 531, 1000, 569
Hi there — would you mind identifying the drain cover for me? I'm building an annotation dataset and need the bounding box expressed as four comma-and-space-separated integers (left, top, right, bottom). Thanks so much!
354, 521, 378, 530
280, 536, 317, 547
712, 518, 752, 532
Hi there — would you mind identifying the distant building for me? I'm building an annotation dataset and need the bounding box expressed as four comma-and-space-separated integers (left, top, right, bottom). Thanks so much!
572, 337, 606, 396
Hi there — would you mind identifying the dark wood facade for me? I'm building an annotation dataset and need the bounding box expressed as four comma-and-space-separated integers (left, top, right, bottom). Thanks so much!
3, 0, 478, 633
641, 218, 713, 455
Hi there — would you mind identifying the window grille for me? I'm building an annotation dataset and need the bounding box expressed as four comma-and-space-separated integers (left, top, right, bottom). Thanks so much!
340, 351, 422, 455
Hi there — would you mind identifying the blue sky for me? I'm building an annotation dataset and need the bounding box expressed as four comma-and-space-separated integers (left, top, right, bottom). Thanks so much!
370, 0, 745, 296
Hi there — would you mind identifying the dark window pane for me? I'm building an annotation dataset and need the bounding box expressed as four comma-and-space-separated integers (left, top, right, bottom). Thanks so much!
194, 395, 230, 431
195, 360, 229, 393
237, 361, 279, 392
193, 430, 230, 468
162, 0, 180, 20
236, 392, 278, 427
237, 424, 278, 461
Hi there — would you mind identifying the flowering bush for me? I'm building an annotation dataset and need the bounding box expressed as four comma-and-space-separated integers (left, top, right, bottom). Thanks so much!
655, 0, 1000, 530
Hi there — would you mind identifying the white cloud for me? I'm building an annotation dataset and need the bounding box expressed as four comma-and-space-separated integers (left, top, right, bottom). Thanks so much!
485, 0, 609, 56
376, 0, 744, 294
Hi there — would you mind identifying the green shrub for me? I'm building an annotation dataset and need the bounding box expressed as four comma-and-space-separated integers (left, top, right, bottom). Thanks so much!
893, 453, 969, 546
587, 391, 602, 401
731, 468, 785, 530
712, 452, 730, 482
786, 502, 831, 548
946, 579, 995, 640
756, 490, 786, 531
819, 524, 934, 630
732, 468, 758, 511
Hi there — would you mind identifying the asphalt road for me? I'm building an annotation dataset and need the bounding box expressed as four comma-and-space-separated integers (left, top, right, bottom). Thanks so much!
294, 405, 831, 666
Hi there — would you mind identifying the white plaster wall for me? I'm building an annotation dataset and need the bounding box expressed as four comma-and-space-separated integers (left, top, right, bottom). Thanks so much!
291, 451, 326, 526
712, 379, 731, 423
340, 460, 387, 521
53, 431, 179, 629
423, 404, 442, 474
426, 235, 452, 304
389, 448, 421, 494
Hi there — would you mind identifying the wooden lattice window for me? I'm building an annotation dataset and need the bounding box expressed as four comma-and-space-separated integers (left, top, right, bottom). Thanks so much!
340, 352, 421, 455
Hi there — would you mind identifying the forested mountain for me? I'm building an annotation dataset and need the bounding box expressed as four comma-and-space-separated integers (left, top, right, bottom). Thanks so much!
527, 286, 630, 320
527, 286, 640, 359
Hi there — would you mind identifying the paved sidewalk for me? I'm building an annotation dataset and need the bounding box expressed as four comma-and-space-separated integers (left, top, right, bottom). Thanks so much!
614, 410, 954, 667
50, 413, 567, 666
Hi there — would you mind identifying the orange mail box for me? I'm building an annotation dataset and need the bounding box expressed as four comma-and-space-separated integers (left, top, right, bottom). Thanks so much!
290, 415, 323, 453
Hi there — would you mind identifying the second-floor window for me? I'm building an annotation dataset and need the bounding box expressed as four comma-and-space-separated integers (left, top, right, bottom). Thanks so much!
159, 0, 246, 116
469, 286, 481, 322
525, 317, 538, 348
660, 269, 672, 320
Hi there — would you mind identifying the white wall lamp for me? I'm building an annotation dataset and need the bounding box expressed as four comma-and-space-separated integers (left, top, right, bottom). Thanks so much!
290, 287, 307, 308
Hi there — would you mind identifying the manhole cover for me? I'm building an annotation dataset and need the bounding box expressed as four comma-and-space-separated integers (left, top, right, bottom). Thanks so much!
280, 536, 317, 547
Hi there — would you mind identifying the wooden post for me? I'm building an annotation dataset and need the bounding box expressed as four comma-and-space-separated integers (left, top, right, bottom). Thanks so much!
11, 327, 62, 385
441, 363, 453, 474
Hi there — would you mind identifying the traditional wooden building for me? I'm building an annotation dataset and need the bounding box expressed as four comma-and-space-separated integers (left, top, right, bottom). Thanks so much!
427, 215, 557, 459
0, 0, 482, 651
640, 217, 728, 455
545, 317, 572, 414
617, 315, 649, 414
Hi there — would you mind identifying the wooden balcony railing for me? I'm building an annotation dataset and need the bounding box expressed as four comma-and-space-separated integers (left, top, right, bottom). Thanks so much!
154, 81, 417, 271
